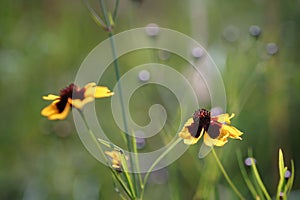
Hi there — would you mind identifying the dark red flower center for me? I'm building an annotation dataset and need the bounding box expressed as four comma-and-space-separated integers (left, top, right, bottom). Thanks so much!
187, 109, 211, 138
60, 83, 85, 100
55, 84, 86, 113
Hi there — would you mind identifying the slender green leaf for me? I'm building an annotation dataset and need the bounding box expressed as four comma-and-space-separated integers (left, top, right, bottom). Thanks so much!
113, 0, 120, 20
82, 0, 107, 29
110, 168, 133, 199
131, 130, 143, 190
97, 138, 123, 152
120, 152, 136, 198
276, 167, 287, 200
250, 158, 271, 200
278, 149, 284, 179
285, 160, 295, 196
212, 149, 245, 200
112, 175, 129, 200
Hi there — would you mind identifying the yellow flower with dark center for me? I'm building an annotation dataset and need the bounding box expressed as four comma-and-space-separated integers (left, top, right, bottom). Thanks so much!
179, 109, 243, 146
105, 151, 123, 172
41, 82, 114, 120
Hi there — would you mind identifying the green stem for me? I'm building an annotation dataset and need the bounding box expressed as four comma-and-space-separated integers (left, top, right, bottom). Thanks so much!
140, 137, 183, 199
236, 151, 258, 199
113, 0, 120, 21
212, 148, 245, 200
250, 158, 271, 200
78, 110, 107, 161
132, 131, 143, 190
79, 110, 135, 199
82, 0, 106, 29
98, 0, 138, 197
110, 168, 133, 199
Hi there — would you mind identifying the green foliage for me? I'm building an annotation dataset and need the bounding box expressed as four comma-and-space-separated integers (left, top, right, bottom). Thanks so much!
1, 0, 300, 199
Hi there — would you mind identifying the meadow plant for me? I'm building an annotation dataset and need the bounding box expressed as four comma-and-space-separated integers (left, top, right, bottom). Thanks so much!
40, 1, 295, 199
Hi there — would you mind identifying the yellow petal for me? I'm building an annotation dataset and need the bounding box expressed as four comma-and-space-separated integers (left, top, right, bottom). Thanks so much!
178, 118, 204, 145
203, 133, 218, 147
68, 97, 94, 110
42, 94, 60, 100
94, 86, 114, 98
215, 113, 235, 124
178, 118, 194, 139
105, 151, 122, 169
204, 132, 228, 147
41, 100, 60, 116
48, 103, 71, 120
214, 138, 228, 146
221, 125, 243, 139
112, 164, 121, 169
83, 82, 114, 98
183, 129, 204, 145
105, 151, 120, 160
84, 82, 97, 89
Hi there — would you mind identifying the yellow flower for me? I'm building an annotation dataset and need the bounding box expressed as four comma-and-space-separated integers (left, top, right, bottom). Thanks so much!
179, 109, 243, 146
41, 82, 114, 120
105, 151, 123, 172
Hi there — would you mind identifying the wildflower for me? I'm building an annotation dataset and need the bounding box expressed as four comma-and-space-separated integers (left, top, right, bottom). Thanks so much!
179, 108, 243, 146
105, 151, 124, 172
191, 47, 204, 59
245, 157, 256, 166
41, 82, 114, 120
285, 170, 291, 179
145, 23, 160, 37
266, 43, 278, 55
249, 25, 262, 38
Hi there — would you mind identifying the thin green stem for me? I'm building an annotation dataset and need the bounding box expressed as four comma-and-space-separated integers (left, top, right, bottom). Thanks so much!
212, 148, 245, 200
82, 0, 107, 29
79, 110, 135, 199
286, 160, 295, 195
113, 0, 120, 21
236, 151, 258, 199
140, 137, 183, 199
78, 110, 107, 161
112, 173, 130, 200
132, 131, 143, 190
98, 0, 138, 197
250, 158, 271, 200
110, 168, 133, 199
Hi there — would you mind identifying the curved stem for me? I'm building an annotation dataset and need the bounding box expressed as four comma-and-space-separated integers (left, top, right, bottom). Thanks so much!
212, 148, 245, 200
78, 110, 107, 160
250, 158, 271, 200
79, 110, 135, 199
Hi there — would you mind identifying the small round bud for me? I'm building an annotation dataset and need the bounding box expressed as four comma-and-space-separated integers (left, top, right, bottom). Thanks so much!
249, 25, 262, 38
191, 47, 204, 58
135, 130, 146, 149
222, 25, 240, 42
138, 70, 150, 82
285, 170, 291, 179
244, 157, 256, 166
145, 23, 160, 37
266, 43, 278, 55
136, 137, 146, 149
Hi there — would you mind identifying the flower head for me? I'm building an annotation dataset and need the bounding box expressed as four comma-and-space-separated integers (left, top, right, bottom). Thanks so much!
179, 108, 243, 146
41, 82, 114, 120
105, 151, 124, 172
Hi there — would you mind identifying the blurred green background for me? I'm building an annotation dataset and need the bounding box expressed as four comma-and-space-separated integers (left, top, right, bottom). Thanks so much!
1, 0, 300, 199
